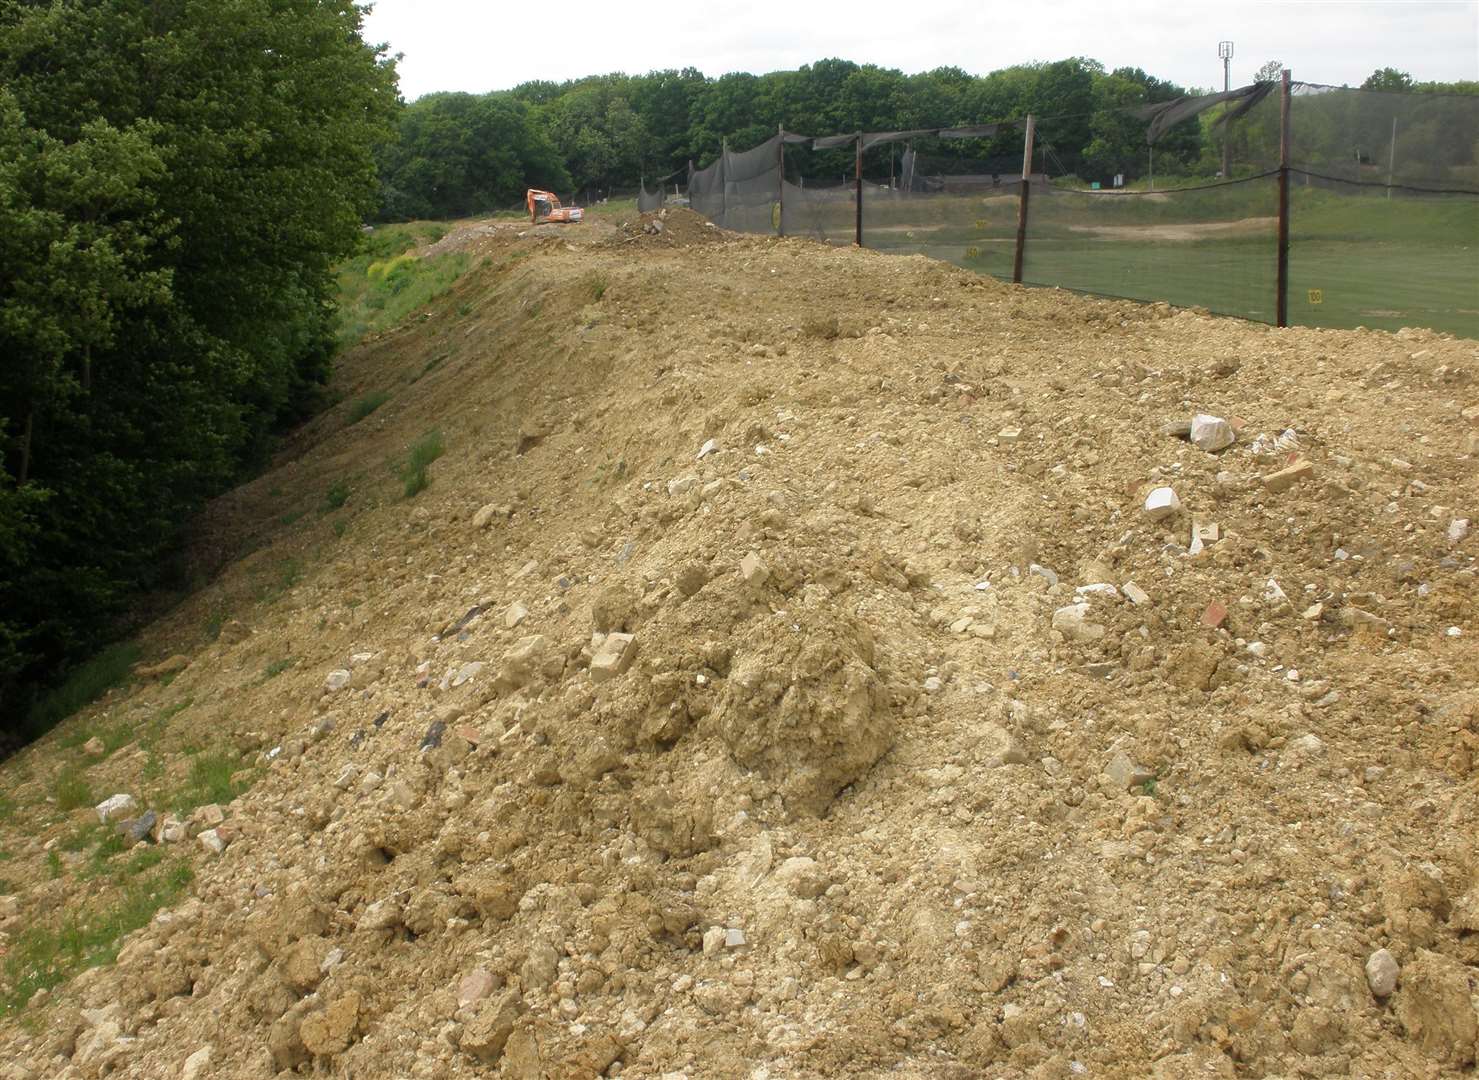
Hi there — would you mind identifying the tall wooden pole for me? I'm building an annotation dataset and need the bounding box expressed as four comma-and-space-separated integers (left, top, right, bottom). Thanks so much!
1013, 115, 1036, 285
1276, 70, 1291, 328
1387, 115, 1397, 200
854, 134, 863, 247
777, 125, 785, 236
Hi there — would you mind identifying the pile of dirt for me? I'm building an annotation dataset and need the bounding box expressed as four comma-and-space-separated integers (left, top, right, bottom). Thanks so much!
610, 207, 724, 248
0, 220, 1475, 1080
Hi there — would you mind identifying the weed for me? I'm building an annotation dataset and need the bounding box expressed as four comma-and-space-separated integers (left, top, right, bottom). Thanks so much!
170, 751, 251, 816
401, 430, 445, 498
409, 352, 448, 384
121, 848, 164, 876
324, 479, 350, 511
25, 643, 140, 738
332, 520, 348, 539
0, 860, 193, 1015
1140, 777, 1159, 797
254, 557, 303, 605
53, 769, 93, 812
456, 302, 473, 317
346, 390, 390, 426
587, 273, 609, 301
0, 794, 15, 823
204, 606, 228, 641
280, 509, 306, 527
260, 658, 297, 682
45, 851, 61, 880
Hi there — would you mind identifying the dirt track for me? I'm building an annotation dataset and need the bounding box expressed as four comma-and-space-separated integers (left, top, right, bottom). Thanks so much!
0, 208, 1475, 1079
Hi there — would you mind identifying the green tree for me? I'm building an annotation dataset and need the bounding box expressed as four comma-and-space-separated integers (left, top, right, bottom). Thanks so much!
1363, 68, 1414, 92
0, 0, 398, 726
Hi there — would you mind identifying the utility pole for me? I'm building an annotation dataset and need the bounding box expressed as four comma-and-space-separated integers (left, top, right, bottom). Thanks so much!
1219, 40, 1234, 178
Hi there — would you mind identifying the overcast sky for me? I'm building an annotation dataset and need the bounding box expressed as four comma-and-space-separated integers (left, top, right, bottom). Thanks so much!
362, 0, 1479, 102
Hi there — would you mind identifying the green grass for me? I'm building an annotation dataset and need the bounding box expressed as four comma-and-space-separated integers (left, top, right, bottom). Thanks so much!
0, 859, 193, 1015
323, 478, 350, 511
335, 223, 469, 348
253, 557, 303, 605
25, 643, 140, 739
53, 769, 94, 812
169, 750, 252, 817
345, 390, 390, 426
408, 352, 449, 384
0, 794, 16, 823
401, 430, 445, 498
260, 657, 297, 682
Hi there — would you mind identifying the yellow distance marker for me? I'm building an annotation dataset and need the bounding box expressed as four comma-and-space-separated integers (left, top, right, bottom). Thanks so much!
1307, 289, 1324, 305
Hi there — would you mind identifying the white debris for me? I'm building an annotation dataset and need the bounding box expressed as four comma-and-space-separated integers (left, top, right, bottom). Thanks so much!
1190, 414, 1235, 452
95, 794, 138, 823
1144, 487, 1181, 520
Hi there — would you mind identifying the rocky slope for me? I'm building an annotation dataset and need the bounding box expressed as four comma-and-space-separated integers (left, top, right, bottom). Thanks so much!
0, 209, 1476, 1079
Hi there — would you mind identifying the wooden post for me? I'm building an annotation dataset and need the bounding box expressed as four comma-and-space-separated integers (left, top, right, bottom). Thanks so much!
777, 125, 785, 236
1012, 115, 1036, 285
854, 133, 863, 247
1387, 115, 1397, 200
1276, 71, 1291, 328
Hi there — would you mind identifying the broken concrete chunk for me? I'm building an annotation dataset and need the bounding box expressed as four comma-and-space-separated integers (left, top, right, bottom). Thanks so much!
1121, 581, 1152, 606
1052, 603, 1106, 643
1190, 414, 1235, 452
95, 794, 138, 823
590, 632, 636, 682
1145, 487, 1181, 520
324, 669, 352, 693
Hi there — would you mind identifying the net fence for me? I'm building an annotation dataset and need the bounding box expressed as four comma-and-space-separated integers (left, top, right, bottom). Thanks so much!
666, 79, 1478, 337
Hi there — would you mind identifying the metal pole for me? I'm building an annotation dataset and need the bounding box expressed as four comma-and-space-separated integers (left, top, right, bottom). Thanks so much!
1013, 115, 1036, 284
721, 138, 728, 224
855, 133, 863, 247
1276, 70, 1291, 328
777, 125, 785, 236
1149, 144, 1154, 191
1221, 55, 1231, 179
1387, 115, 1397, 200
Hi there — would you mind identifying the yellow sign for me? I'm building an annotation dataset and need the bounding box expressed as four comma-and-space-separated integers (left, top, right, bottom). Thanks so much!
771, 202, 781, 230
965, 246, 980, 259
1307, 288, 1324, 305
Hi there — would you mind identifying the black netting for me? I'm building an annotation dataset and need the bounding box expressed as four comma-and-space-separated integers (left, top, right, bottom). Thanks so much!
1023, 176, 1281, 322
1287, 172, 1479, 337
637, 180, 664, 213
680, 83, 1476, 334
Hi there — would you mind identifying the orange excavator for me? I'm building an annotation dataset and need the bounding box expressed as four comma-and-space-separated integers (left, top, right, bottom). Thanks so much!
526, 189, 583, 224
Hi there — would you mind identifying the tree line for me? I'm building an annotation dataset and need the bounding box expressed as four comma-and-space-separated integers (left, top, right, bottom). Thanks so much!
374, 59, 1478, 220
0, 0, 398, 732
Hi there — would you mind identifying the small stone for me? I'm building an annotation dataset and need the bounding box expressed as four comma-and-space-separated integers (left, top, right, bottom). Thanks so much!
590, 632, 636, 682
504, 602, 529, 628
1366, 949, 1399, 998
95, 794, 137, 823
724, 927, 747, 949
1161, 419, 1193, 439
472, 503, 510, 529
1302, 602, 1324, 620
697, 438, 719, 459
458, 968, 497, 1007
1201, 601, 1228, 629
1104, 751, 1155, 791
739, 551, 769, 585
998, 427, 1022, 444
702, 927, 726, 955
667, 476, 697, 497
923, 676, 944, 694
300, 991, 360, 1057
324, 669, 352, 693
134, 654, 190, 679
180, 1046, 212, 1080
1052, 603, 1105, 643
1121, 581, 1151, 606
1287, 733, 1325, 758
122, 810, 157, 845
1145, 487, 1181, 520
1028, 563, 1059, 587
1449, 518, 1470, 544
82, 737, 106, 756
333, 765, 357, 790
197, 828, 228, 855
419, 720, 446, 751
1190, 414, 1235, 452
1263, 459, 1315, 493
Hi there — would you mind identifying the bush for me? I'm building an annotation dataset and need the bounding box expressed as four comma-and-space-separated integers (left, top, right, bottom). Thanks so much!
346, 391, 390, 426
25, 644, 140, 741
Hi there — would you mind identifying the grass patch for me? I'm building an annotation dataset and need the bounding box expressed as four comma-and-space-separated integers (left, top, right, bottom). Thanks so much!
586, 272, 609, 301
260, 657, 297, 682
332, 520, 349, 539
53, 769, 94, 812
0, 794, 15, 823
401, 430, 445, 498
25, 643, 140, 739
0, 859, 193, 1015
253, 557, 303, 605
408, 352, 449, 384
324, 479, 350, 511
169, 751, 251, 817
345, 390, 390, 426
335, 225, 470, 348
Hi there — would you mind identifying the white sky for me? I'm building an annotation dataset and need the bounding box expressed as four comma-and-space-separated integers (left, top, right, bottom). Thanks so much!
363, 0, 1479, 103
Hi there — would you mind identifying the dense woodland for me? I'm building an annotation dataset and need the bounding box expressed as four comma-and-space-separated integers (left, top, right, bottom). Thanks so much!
0, 5, 1473, 740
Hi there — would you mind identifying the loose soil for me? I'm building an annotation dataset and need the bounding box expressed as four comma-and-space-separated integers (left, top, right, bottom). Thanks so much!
0, 208, 1475, 1080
